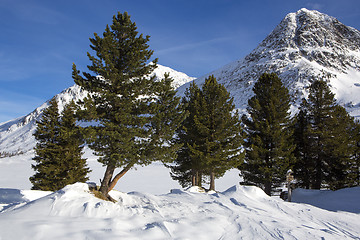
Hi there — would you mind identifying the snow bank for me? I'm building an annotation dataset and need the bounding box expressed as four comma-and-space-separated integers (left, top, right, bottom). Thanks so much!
292, 187, 360, 213
0, 188, 51, 212
1, 183, 359, 239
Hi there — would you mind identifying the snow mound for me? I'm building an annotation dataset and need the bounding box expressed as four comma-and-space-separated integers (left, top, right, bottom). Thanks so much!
292, 186, 360, 213
1, 183, 359, 239
186, 186, 206, 193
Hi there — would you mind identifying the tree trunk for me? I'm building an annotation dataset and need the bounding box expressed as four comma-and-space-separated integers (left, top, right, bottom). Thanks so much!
192, 170, 196, 186
264, 180, 271, 196
313, 156, 322, 189
99, 162, 134, 200
209, 171, 215, 191
99, 164, 116, 196
192, 170, 202, 187
196, 171, 200, 187
107, 162, 133, 192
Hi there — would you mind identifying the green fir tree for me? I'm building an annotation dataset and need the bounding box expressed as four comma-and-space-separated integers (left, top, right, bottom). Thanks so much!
295, 79, 356, 190
241, 73, 295, 196
72, 12, 184, 199
350, 120, 360, 186
293, 108, 312, 189
58, 100, 90, 185
171, 76, 243, 191
30, 99, 89, 191
170, 82, 204, 188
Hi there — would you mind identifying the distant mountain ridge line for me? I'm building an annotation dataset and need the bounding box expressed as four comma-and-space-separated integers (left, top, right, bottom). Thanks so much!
1, 8, 360, 153
0, 64, 195, 153
178, 8, 360, 116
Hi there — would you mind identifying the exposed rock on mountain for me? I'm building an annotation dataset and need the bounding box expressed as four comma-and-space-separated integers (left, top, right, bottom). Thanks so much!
2, 8, 360, 154
178, 8, 360, 116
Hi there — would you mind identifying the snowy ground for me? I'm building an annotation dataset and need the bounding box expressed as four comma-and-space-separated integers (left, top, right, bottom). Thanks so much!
1, 152, 360, 239
0, 149, 240, 194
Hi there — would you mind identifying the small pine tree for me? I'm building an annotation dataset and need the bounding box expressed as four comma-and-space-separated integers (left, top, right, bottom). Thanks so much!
241, 73, 295, 196
58, 100, 90, 184
30, 99, 90, 191
30, 98, 62, 191
195, 76, 243, 191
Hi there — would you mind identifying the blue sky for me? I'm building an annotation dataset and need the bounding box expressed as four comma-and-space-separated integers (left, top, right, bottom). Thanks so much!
1, 0, 360, 123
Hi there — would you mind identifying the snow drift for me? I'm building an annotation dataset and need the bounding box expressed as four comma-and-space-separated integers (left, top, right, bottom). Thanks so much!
0, 183, 359, 239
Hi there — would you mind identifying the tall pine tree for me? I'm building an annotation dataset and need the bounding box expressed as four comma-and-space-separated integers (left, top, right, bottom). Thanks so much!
30, 99, 90, 191
171, 76, 243, 191
170, 82, 204, 188
144, 73, 186, 162
241, 73, 295, 196
293, 108, 312, 189
72, 12, 184, 199
350, 120, 360, 186
294, 79, 356, 190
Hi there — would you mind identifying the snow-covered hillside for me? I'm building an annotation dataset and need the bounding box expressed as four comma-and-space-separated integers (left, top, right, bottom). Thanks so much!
0, 182, 359, 239
1, 8, 360, 239
0, 64, 194, 154
2, 8, 360, 155
0, 85, 88, 154
178, 8, 360, 117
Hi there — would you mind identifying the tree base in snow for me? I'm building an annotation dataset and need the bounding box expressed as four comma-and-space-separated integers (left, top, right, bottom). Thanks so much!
88, 185, 116, 202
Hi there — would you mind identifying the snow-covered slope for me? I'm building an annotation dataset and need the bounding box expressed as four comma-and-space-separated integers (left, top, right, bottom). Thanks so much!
0, 65, 194, 154
178, 8, 360, 117
0, 183, 359, 239
152, 64, 196, 88
0, 85, 87, 154
2, 8, 360, 154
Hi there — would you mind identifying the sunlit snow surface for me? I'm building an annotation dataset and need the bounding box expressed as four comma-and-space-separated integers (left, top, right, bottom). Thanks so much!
1, 8, 360, 239
1, 150, 359, 239
0, 182, 359, 239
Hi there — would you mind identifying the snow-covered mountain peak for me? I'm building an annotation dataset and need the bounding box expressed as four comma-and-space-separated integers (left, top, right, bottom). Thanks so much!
152, 64, 196, 88
251, 8, 360, 72
179, 8, 360, 118
0, 66, 194, 154
2, 8, 360, 154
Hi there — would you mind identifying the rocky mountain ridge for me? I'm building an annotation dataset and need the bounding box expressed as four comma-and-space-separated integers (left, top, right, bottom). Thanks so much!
2, 8, 360, 154
178, 8, 360, 116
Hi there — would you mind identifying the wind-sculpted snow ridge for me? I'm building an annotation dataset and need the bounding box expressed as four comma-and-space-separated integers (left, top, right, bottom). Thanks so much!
0, 183, 359, 239
178, 8, 360, 118
0, 65, 195, 154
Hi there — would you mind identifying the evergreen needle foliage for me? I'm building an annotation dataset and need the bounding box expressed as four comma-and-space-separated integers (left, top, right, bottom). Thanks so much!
72, 12, 185, 198
241, 73, 295, 196
30, 99, 90, 191
294, 78, 358, 190
171, 76, 243, 190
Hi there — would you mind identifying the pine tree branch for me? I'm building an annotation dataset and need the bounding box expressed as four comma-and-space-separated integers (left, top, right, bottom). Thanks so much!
107, 161, 134, 192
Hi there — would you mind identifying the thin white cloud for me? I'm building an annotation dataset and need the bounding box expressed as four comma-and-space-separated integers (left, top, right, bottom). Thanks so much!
305, 3, 324, 11
156, 37, 232, 55
2, 0, 67, 25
